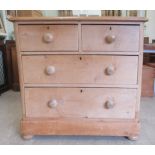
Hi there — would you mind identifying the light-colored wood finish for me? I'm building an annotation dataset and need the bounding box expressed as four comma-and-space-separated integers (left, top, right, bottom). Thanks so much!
18, 25, 78, 51
8, 16, 147, 22
21, 118, 140, 137
22, 55, 138, 85
21, 51, 140, 55
136, 23, 144, 120
82, 25, 139, 52
24, 83, 138, 88
14, 22, 26, 117
10, 17, 146, 140
25, 88, 137, 119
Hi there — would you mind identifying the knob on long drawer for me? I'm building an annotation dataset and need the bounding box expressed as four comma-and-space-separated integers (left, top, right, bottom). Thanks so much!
105, 98, 115, 109
105, 35, 116, 44
43, 33, 54, 43
48, 99, 58, 108
105, 65, 115, 75
45, 66, 55, 75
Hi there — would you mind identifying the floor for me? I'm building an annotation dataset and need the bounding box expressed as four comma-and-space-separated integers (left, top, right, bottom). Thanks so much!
0, 90, 155, 145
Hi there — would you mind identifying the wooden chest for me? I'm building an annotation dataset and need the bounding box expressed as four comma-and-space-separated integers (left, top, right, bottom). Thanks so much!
9, 16, 147, 140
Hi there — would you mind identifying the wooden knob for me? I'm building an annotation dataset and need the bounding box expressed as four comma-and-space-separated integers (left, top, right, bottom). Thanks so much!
105, 35, 116, 43
43, 33, 53, 43
106, 65, 115, 75
45, 66, 55, 75
48, 99, 58, 108
105, 98, 115, 109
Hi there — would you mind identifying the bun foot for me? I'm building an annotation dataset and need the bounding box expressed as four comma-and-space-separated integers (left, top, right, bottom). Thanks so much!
22, 134, 34, 140
127, 135, 138, 141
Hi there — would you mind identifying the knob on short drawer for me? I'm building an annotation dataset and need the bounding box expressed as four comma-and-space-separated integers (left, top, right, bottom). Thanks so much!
105, 65, 115, 75
45, 66, 55, 75
105, 98, 115, 109
43, 33, 53, 43
105, 35, 116, 44
48, 99, 58, 108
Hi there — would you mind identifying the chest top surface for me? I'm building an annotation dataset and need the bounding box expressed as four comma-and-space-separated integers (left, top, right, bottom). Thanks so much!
8, 16, 147, 23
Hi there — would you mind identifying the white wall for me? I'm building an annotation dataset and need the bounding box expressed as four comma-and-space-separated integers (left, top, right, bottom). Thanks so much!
145, 10, 155, 43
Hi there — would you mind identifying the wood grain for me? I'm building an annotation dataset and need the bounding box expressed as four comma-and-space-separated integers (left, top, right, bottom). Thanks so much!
82, 25, 139, 52
22, 55, 138, 85
24, 83, 138, 88
18, 25, 78, 51
21, 118, 140, 137
25, 87, 137, 119
8, 16, 148, 22
14, 23, 26, 117
21, 51, 140, 55
10, 17, 146, 139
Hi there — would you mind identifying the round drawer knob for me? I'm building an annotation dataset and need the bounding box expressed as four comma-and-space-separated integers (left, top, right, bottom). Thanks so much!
105, 35, 116, 44
48, 99, 58, 108
45, 66, 55, 75
105, 98, 115, 109
105, 65, 115, 75
43, 33, 53, 43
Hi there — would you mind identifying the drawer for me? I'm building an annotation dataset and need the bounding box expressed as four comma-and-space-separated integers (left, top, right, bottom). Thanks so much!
82, 25, 139, 52
18, 25, 78, 51
22, 55, 138, 85
25, 88, 136, 119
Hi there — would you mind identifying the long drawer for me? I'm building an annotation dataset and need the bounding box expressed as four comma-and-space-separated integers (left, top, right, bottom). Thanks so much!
82, 25, 139, 52
18, 25, 79, 51
22, 55, 138, 85
25, 88, 137, 119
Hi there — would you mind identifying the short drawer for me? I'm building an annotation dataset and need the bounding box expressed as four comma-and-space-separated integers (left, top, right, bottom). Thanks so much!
25, 88, 136, 119
22, 55, 138, 85
82, 25, 139, 52
18, 25, 78, 51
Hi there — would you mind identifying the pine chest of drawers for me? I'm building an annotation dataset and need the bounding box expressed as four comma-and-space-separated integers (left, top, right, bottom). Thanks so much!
10, 16, 147, 140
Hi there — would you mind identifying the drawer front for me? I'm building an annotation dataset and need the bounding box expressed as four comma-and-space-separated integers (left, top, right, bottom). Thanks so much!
25, 88, 136, 119
82, 25, 139, 52
22, 55, 138, 85
18, 25, 78, 51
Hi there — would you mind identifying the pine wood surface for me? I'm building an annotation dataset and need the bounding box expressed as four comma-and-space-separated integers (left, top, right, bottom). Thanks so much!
22, 55, 138, 85
10, 17, 146, 139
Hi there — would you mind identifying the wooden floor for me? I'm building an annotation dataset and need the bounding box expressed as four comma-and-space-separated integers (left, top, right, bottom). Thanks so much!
0, 90, 155, 144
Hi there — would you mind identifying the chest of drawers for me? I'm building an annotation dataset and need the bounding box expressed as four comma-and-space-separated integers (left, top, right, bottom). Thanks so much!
10, 16, 147, 140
